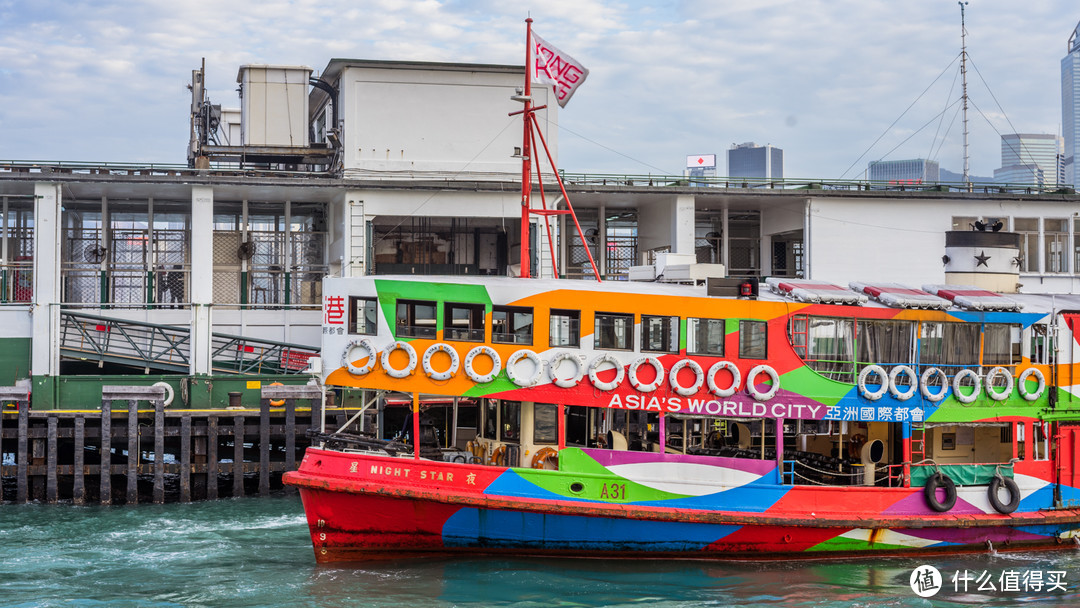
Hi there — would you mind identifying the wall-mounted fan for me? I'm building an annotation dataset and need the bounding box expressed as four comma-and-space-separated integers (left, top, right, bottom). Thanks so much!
84, 243, 107, 264
237, 241, 255, 261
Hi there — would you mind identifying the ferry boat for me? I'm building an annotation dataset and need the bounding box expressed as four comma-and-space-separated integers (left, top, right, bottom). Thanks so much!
283, 274, 1080, 561
283, 19, 1080, 561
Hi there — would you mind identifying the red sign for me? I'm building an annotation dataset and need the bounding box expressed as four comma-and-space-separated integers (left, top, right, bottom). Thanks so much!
324, 295, 345, 325
281, 349, 316, 372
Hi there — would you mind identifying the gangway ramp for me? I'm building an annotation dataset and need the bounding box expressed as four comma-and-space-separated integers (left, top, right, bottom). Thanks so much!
59, 311, 318, 375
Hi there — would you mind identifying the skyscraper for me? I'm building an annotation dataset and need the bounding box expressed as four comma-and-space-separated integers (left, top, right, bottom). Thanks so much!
727, 142, 783, 179
993, 133, 1064, 188
1063, 21, 1080, 187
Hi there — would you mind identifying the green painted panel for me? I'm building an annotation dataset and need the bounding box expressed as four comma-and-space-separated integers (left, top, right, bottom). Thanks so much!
0, 337, 30, 385
779, 365, 850, 407
806, 535, 909, 553
909, 464, 1013, 487
374, 279, 493, 340
510, 448, 691, 503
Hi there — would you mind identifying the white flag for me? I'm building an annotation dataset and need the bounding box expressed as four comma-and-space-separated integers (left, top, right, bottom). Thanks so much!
532, 32, 589, 108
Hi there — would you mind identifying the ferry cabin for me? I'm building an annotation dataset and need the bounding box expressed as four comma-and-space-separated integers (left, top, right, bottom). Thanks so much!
320, 275, 1078, 507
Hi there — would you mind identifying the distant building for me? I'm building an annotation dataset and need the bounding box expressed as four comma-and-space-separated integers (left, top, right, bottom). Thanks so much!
1063, 20, 1080, 187
727, 142, 782, 179
993, 133, 1064, 188
867, 159, 940, 183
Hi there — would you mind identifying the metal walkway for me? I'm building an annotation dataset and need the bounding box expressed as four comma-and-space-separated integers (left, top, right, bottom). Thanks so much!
59, 311, 318, 375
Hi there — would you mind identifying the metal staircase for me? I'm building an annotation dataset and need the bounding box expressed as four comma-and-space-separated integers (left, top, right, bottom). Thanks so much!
59, 311, 318, 375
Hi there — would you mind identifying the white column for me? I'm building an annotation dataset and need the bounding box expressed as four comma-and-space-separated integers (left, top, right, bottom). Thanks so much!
32, 183, 62, 378
190, 186, 214, 375
672, 195, 695, 255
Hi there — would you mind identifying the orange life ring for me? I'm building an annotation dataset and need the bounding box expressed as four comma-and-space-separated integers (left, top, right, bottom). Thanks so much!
269, 382, 285, 406
531, 447, 558, 469
490, 445, 508, 467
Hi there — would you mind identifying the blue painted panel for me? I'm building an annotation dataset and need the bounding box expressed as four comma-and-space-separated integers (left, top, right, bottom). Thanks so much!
631, 475, 790, 512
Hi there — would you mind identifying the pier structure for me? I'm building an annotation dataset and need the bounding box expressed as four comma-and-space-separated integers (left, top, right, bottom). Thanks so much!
1, 58, 1080, 502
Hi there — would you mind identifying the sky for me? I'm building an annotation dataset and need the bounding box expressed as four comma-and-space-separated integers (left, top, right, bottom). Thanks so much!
0, 0, 1077, 180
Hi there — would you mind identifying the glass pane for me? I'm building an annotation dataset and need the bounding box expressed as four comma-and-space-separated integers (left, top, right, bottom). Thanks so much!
739, 320, 767, 359
595, 313, 634, 350
550, 310, 580, 347
533, 403, 558, 444
687, 318, 724, 356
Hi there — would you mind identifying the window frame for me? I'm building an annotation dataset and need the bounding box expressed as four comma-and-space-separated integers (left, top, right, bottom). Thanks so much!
640, 314, 678, 353
550, 308, 581, 348
687, 317, 725, 356
348, 296, 378, 335
739, 319, 768, 359
492, 305, 534, 345
594, 311, 635, 351
395, 299, 437, 339
443, 301, 486, 342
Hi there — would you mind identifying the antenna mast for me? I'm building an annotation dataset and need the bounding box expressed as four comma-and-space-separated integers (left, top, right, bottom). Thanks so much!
959, 1, 970, 185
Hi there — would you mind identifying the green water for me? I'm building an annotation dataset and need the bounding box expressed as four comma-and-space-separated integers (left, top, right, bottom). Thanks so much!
1, 495, 1079, 607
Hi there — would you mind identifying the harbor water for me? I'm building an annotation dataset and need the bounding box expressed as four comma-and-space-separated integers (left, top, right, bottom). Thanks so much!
3, 495, 1080, 607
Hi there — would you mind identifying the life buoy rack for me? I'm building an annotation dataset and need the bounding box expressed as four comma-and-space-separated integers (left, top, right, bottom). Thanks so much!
268, 381, 285, 406
745, 364, 780, 401
421, 343, 459, 381
463, 345, 501, 384
628, 356, 664, 393
490, 445, 509, 467
857, 364, 888, 401
152, 381, 175, 407
506, 349, 543, 387
1017, 367, 1046, 401
342, 338, 377, 376
531, 446, 558, 469
887, 365, 917, 401
924, 472, 957, 512
669, 359, 704, 396
984, 366, 1014, 402
589, 354, 626, 391
707, 361, 741, 398
988, 475, 1021, 514
919, 367, 948, 403
549, 351, 584, 388
380, 341, 417, 379
952, 368, 981, 404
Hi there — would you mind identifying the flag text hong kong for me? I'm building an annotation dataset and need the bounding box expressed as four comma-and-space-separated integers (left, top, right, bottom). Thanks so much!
532, 32, 589, 107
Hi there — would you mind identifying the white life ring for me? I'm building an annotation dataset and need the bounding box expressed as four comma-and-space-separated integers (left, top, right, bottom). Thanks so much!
463, 345, 501, 384
952, 368, 981, 404
919, 367, 948, 403
342, 339, 377, 376
984, 366, 1014, 402
857, 365, 889, 401
746, 364, 780, 401
506, 349, 543, 387
707, 361, 741, 398
588, 353, 626, 391
669, 359, 705, 396
628, 356, 665, 393
152, 381, 174, 407
380, 341, 417, 379
549, 351, 584, 388
1018, 367, 1046, 401
887, 365, 918, 401
421, 343, 460, 381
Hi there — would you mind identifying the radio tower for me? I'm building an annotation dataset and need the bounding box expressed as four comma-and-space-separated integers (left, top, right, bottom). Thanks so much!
959, 1, 970, 186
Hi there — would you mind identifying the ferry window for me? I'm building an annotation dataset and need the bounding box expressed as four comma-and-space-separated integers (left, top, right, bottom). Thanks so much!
951, 216, 977, 230
1045, 219, 1068, 273
500, 400, 521, 443
982, 323, 1021, 366
856, 319, 915, 375
595, 312, 634, 350
444, 302, 485, 341
348, 297, 377, 335
919, 322, 979, 369
739, 320, 767, 359
687, 318, 725, 356
396, 299, 436, 338
641, 315, 678, 353
1029, 324, 1052, 365
550, 309, 580, 347
1034, 421, 1049, 460
798, 316, 854, 381
533, 403, 558, 445
482, 399, 498, 439
492, 306, 533, 345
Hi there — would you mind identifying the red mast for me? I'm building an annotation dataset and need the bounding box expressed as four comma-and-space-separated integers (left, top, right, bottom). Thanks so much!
514, 18, 601, 282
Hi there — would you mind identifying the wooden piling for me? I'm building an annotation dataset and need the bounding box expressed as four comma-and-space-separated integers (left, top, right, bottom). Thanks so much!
180, 415, 191, 503
127, 398, 138, 505
260, 397, 271, 496
233, 415, 244, 497
46, 416, 58, 503
207, 416, 218, 500
73, 417, 86, 505
17, 399, 27, 503
100, 398, 112, 505
153, 398, 164, 504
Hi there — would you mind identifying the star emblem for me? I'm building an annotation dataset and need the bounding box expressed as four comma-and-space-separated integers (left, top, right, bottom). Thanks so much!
974, 251, 990, 267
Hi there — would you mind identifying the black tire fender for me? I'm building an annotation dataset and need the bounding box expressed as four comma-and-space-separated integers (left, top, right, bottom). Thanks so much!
988, 475, 1021, 514
925, 472, 957, 512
